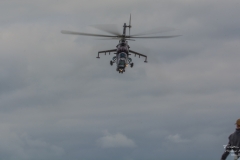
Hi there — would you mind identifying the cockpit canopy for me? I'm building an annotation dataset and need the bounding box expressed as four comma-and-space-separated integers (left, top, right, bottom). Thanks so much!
120, 53, 126, 58
121, 42, 125, 46
118, 60, 126, 68
118, 52, 127, 68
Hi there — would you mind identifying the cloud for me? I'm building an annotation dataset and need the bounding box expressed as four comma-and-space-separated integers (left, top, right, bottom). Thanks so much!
97, 131, 136, 148
0, 0, 240, 160
0, 129, 65, 160
166, 134, 190, 143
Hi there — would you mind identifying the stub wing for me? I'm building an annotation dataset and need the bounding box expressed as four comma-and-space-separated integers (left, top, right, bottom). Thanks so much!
129, 50, 147, 62
97, 49, 117, 58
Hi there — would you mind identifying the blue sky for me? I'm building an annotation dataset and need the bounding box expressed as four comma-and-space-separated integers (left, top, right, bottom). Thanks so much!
0, 0, 240, 160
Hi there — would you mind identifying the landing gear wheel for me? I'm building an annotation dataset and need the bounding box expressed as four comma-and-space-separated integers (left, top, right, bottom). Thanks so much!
110, 61, 113, 66
130, 63, 134, 68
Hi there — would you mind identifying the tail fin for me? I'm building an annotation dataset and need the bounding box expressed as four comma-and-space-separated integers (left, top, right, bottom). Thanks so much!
129, 14, 132, 36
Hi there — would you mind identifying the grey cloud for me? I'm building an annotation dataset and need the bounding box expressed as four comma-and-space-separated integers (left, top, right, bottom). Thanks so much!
0, 0, 239, 160
166, 134, 190, 143
0, 129, 64, 160
97, 131, 136, 148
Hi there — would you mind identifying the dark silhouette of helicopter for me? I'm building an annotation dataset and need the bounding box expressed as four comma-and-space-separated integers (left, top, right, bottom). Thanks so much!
61, 15, 180, 73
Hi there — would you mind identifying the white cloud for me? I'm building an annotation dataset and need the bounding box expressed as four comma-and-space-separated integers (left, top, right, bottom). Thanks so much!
166, 134, 190, 143
97, 131, 136, 148
0, 129, 65, 160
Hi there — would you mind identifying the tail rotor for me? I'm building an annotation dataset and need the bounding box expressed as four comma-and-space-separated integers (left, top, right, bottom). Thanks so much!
129, 14, 132, 36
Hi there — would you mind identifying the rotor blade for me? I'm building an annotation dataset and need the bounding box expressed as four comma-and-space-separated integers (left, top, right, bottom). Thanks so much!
128, 35, 181, 39
96, 38, 135, 41
131, 27, 175, 37
91, 24, 121, 36
61, 30, 120, 38
129, 14, 131, 27
129, 14, 131, 36
125, 38, 135, 41
96, 37, 121, 40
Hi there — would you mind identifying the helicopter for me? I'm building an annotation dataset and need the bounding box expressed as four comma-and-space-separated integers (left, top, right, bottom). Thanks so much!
61, 15, 180, 73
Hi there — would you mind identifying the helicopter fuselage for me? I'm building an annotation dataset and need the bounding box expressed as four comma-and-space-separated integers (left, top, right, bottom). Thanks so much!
97, 37, 146, 73
114, 41, 131, 73
97, 23, 146, 73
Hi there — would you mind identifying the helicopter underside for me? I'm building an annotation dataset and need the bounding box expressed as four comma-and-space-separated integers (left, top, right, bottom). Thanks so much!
118, 68, 125, 74
110, 59, 134, 74
109, 52, 134, 74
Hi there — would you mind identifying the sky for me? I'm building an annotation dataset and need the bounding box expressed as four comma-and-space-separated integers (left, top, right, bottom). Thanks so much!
0, 0, 240, 160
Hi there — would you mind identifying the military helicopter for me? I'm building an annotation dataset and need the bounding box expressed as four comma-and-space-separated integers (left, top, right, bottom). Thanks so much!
61, 15, 180, 73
